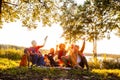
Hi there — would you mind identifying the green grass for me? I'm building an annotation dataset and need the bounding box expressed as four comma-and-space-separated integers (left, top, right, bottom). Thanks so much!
92, 69, 120, 77
0, 48, 23, 60
0, 47, 120, 79
0, 58, 120, 80
0, 67, 120, 80
0, 58, 20, 70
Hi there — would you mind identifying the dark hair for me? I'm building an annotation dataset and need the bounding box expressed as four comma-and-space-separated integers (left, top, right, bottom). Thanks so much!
75, 45, 79, 49
44, 54, 48, 56
59, 43, 65, 49
24, 48, 29, 54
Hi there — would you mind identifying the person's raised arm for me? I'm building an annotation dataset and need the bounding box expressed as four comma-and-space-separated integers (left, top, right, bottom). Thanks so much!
79, 38, 85, 54
42, 36, 48, 46
38, 36, 48, 48
55, 44, 59, 55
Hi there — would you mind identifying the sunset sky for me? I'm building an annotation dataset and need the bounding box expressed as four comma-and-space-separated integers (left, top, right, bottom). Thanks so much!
0, 0, 120, 54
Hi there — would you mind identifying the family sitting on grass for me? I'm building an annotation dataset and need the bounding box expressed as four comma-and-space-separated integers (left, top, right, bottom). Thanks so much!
20, 36, 89, 70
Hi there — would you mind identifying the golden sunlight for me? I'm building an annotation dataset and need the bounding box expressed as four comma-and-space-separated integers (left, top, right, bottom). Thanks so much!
0, 21, 120, 54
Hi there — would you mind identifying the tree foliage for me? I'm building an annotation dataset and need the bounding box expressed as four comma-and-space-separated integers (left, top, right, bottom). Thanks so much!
18, 0, 59, 28
0, 0, 19, 28
57, 0, 120, 42
0, 0, 59, 28
0, 0, 120, 39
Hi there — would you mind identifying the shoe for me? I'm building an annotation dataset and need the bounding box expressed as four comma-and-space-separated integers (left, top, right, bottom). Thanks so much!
37, 66, 41, 68
74, 65, 83, 70
28, 66, 32, 69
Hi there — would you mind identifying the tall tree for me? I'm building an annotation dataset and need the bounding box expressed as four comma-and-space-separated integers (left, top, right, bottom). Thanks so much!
0, 0, 2, 14
57, 0, 120, 58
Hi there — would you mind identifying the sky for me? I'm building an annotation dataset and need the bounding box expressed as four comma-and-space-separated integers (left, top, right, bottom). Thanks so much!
74, 0, 85, 5
0, 0, 120, 54
0, 21, 64, 48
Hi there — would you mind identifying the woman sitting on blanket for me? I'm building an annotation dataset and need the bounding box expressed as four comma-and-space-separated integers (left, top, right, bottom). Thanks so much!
62, 38, 89, 70
56, 43, 67, 67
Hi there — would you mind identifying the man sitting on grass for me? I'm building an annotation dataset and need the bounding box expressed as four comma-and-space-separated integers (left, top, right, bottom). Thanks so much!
29, 36, 48, 67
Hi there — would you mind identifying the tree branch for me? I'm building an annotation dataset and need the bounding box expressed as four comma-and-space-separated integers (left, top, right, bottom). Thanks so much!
2, 2, 18, 6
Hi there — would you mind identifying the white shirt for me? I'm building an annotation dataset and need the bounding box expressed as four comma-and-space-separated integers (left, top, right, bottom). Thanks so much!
77, 53, 81, 63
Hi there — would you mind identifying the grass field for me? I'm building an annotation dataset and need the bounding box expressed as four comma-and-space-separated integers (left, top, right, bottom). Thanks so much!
0, 58, 120, 80
0, 58, 20, 69
0, 45, 120, 80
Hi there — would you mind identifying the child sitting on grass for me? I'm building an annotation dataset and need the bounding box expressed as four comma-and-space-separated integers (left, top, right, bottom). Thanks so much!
48, 48, 58, 67
44, 54, 51, 67
20, 48, 30, 67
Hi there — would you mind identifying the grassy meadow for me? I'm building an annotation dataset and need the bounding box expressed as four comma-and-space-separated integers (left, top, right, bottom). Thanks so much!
0, 44, 120, 80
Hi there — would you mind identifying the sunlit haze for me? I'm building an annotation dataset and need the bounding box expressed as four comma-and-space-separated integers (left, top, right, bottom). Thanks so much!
0, 0, 120, 54
0, 21, 120, 54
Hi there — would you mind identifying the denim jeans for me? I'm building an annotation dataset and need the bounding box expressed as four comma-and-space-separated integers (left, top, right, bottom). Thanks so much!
31, 54, 38, 65
31, 54, 45, 66
37, 56, 45, 66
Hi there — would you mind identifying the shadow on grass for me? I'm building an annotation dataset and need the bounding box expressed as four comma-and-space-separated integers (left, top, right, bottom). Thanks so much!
0, 67, 120, 80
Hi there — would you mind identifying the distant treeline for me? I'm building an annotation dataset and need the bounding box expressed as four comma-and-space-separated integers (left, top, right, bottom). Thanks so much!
0, 44, 48, 55
0, 44, 24, 50
85, 53, 120, 58
0, 44, 120, 58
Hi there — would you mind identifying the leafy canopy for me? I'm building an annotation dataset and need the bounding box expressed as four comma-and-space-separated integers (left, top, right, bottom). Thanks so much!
0, 0, 120, 41
0, 0, 59, 28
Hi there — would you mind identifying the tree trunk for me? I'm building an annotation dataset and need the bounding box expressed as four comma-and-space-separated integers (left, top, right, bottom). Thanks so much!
0, 0, 2, 14
69, 29, 72, 44
93, 38, 97, 58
